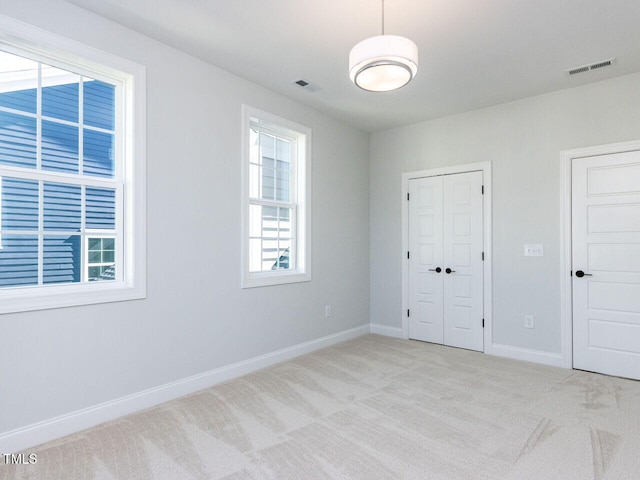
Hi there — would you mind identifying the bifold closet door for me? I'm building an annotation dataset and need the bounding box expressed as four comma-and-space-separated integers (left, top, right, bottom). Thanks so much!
408, 171, 484, 351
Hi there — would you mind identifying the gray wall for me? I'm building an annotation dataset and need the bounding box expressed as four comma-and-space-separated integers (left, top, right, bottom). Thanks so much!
370, 72, 640, 354
0, 0, 370, 434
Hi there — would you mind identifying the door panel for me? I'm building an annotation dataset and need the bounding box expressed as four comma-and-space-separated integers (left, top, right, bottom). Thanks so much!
408, 177, 444, 343
588, 244, 640, 272
588, 319, 640, 354
443, 171, 484, 351
587, 204, 640, 233
572, 150, 640, 380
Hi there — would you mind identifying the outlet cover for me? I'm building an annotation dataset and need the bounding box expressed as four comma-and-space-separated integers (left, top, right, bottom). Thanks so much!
524, 315, 535, 329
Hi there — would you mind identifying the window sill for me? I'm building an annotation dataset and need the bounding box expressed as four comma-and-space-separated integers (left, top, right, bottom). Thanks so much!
0, 281, 146, 314
242, 270, 311, 289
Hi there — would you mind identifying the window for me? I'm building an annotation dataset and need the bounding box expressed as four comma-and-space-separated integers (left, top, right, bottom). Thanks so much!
242, 106, 311, 287
0, 17, 146, 313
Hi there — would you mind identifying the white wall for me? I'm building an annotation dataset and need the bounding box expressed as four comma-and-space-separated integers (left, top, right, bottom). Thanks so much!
370, 72, 640, 354
0, 0, 370, 440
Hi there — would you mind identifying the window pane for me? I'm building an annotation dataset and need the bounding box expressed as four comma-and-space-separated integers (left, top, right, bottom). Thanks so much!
88, 266, 101, 279
43, 182, 81, 231
43, 235, 81, 284
277, 206, 291, 239
83, 79, 115, 130
42, 65, 79, 123
276, 138, 290, 162
102, 237, 114, 250
86, 187, 115, 229
0, 111, 37, 169
102, 249, 114, 263
259, 132, 275, 165
259, 134, 275, 200
262, 205, 278, 230
275, 139, 290, 202
249, 204, 262, 237
92, 265, 115, 281
83, 129, 114, 177
274, 240, 290, 270
262, 167, 275, 200
249, 163, 260, 198
42, 120, 79, 173
248, 205, 293, 272
276, 159, 290, 202
88, 237, 101, 250
0, 234, 38, 287
249, 238, 262, 272
250, 131, 295, 203
0, 51, 37, 114
1, 177, 38, 230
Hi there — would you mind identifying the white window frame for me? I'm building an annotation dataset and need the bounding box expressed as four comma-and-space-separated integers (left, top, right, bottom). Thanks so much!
241, 105, 311, 288
0, 15, 146, 313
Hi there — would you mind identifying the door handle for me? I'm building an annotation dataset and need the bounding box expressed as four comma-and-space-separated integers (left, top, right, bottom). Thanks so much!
575, 270, 592, 278
428, 267, 442, 273
445, 268, 455, 274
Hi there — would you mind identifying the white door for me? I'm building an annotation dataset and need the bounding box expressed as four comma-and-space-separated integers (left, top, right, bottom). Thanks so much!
409, 171, 484, 351
443, 172, 484, 351
572, 151, 640, 380
408, 176, 444, 344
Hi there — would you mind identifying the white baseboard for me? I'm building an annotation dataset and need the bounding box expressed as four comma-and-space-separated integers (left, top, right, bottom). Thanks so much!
491, 343, 564, 368
370, 323, 404, 338
0, 324, 370, 454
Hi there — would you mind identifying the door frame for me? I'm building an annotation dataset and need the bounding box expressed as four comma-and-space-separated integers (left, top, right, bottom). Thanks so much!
401, 161, 492, 353
560, 139, 640, 369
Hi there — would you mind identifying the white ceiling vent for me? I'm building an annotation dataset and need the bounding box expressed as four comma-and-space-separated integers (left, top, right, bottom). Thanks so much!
566, 58, 616, 76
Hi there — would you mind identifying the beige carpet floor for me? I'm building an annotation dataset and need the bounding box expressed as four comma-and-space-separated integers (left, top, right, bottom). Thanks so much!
2, 334, 640, 479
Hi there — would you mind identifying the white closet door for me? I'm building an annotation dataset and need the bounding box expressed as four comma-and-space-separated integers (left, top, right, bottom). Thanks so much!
572, 151, 640, 380
408, 176, 444, 343
408, 172, 484, 351
443, 171, 484, 351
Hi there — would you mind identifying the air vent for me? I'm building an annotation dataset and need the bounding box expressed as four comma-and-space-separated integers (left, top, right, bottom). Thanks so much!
590, 60, 612, 70
292, 79, 320, 92
566, 58, 616, 76
568, 66, 589, 76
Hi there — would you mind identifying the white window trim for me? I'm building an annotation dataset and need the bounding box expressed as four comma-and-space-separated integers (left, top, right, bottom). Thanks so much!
0, 15, 146, 314
241, 105, 311, 288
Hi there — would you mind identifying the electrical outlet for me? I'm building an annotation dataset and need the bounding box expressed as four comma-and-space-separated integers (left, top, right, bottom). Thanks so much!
325, 305, 331, 318
524, 315, 535, 329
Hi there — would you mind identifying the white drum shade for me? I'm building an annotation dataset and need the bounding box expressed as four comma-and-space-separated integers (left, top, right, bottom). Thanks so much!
349, 35, 418, 92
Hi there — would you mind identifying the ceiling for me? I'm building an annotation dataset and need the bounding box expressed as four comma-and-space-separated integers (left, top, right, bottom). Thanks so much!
64, 0, 640, 132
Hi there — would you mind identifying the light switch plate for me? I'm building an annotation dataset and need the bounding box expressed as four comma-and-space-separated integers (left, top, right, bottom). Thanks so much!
524, 244, 544, 256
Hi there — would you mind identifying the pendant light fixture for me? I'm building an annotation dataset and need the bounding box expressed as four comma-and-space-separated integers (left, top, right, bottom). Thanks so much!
349, 0, 418, 92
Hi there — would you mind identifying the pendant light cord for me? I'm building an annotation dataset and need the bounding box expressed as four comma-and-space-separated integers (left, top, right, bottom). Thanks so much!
381, 0, 385, 35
